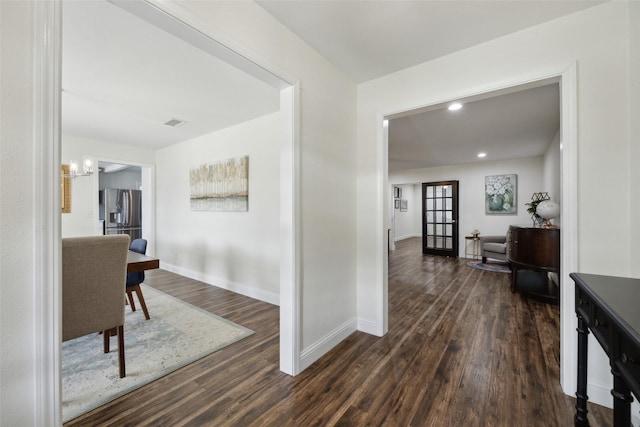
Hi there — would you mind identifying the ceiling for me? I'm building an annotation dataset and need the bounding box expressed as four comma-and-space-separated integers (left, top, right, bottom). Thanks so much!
388, 82, 560, 172
62, 0, 603, 171
62, 0, 280, 149
256, 0, 604, 84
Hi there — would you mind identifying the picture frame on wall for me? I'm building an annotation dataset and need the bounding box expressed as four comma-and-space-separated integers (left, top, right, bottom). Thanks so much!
395, 199, 400, 209
485, 174, 517, 214
394, 187, 401, 199
400, 199, 408, 212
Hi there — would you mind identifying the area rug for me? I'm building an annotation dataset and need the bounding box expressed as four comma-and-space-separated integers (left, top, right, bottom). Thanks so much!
466, 260, 511, 273
62, 284, 254, 422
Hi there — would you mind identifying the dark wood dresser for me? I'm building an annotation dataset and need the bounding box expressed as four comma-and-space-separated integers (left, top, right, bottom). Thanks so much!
507, 225, 560, 302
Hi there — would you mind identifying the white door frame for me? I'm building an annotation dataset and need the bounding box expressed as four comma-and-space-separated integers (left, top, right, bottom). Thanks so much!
33, 1, 301, 424
379, 64, 578, 396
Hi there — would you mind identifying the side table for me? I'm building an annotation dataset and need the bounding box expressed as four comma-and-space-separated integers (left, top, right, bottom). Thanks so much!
465, 236, 480, 259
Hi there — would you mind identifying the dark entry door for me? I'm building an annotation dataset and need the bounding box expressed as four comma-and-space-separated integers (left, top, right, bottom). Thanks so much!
422, 181, 459, 257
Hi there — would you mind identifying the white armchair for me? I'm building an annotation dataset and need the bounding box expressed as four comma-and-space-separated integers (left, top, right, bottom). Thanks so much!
480, 235, 508, 263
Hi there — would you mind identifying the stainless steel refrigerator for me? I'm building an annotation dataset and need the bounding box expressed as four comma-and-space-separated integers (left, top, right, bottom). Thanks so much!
99, 188, 142, 241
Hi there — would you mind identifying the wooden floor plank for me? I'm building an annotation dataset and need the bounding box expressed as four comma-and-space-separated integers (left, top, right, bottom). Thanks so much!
65, 238, 612, 426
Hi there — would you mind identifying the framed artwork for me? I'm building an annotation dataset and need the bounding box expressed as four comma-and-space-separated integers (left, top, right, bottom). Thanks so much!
61, 165, 71, 213
394, 187, 401, 199
400, 199, 408, 212
190, 156, 249, 211
394, 199, 400, 209
485, 174, 517, 214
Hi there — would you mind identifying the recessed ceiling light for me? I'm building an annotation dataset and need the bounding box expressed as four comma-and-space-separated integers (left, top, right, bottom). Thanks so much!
477, 152, 487, 158
448, 103, 462, 111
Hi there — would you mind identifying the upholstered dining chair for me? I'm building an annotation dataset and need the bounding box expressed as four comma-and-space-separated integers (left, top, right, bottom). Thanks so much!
126, 238, 150, 320
62, 234, 130, 378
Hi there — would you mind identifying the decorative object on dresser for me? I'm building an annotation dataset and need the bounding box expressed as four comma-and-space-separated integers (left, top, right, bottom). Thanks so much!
536, 199, 560, 228
507, 225, 560, 304
525, 192, 550, 227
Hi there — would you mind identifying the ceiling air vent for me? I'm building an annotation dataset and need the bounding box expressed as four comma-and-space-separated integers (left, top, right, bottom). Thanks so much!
164, 118, 186, 127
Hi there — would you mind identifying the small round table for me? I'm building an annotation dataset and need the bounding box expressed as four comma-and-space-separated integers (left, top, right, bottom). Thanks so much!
465, 236, 480, 259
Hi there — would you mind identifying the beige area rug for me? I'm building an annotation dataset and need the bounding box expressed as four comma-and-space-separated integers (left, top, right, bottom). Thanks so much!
62, 284, 253, 422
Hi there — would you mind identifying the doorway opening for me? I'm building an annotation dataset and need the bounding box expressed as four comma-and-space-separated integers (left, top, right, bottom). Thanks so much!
383, 69, 577, 394
36, 0, 301, 421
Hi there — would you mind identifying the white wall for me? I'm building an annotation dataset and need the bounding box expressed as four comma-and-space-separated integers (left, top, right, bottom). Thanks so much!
99, 169, 142, 190
543, 131, 561, 206
0, 2, 37, 424
629, 0, 640, 278
61, 134, 155, 237
392, 184, 420, 241
173, 1, 358, 365
357, 0, 633, 410
155, 112, 281, 304
391, 157, 544, 253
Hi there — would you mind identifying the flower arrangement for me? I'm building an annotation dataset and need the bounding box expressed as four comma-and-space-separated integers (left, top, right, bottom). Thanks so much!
485, 174, 516, 214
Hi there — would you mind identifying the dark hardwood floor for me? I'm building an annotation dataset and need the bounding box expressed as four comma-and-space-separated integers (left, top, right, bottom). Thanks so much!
66, 237, 612, 426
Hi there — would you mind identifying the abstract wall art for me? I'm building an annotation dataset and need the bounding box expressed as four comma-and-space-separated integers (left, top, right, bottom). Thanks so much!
190, 156, 249, 212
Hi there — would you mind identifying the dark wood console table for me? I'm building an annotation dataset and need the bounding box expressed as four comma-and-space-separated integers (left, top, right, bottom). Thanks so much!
570, 273, 640, 426
507, 225, 560, 302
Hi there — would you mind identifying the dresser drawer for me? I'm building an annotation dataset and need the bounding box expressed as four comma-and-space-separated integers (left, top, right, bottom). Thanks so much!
575, 287, 593, 324
590, 305, 612, 354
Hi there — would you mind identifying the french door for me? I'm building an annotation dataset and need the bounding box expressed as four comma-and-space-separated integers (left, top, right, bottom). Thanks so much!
422, 181, 459, 257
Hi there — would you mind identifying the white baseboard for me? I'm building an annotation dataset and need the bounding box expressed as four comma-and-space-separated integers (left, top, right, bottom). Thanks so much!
160, 262, 280, 306
394, 233, 421, 242
587, 382, 612, 410
357, 317, 384, 336
299, 318, 357, 372
586, 383, 640, 426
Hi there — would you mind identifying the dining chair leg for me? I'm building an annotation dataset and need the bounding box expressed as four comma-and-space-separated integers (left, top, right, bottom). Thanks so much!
117, 325, 125, 378
132, 284, 150, 320
126, 290, 137, 312
103, 329, 110, 353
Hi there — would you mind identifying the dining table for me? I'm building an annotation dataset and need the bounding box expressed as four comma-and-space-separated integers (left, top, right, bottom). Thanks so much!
127, 250, 159, 273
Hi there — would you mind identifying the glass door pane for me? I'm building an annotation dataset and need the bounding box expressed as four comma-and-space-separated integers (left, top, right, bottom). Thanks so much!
422, 181, 459, 257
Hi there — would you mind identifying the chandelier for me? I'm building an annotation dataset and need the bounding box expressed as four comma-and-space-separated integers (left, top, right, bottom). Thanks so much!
63, 156, 94, 179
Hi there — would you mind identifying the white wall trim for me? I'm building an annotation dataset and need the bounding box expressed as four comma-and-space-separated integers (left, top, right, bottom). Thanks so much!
125, 0, 301, 379
357, 317, 380, 336
161, 262, 280, 306
559, 62, 580, 399
109, 0, 302, 376
278, 84, 302, 375
33, 0, 62, 425
394, 233, 421, 242
299, 319, 357, 372
377, 64, 579, 403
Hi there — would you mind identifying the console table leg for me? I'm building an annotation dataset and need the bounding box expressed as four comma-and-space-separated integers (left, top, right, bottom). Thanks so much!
611, 367, 633, 427
575, 315, 589, 426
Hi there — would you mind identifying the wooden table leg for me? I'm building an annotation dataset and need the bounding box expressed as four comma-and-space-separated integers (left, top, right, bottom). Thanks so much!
611, 365, 633, 427
575, 314, 589, 426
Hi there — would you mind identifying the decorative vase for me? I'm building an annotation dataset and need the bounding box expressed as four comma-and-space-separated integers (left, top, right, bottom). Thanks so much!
489, 195, 503, 211
536, 200, 560, 219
